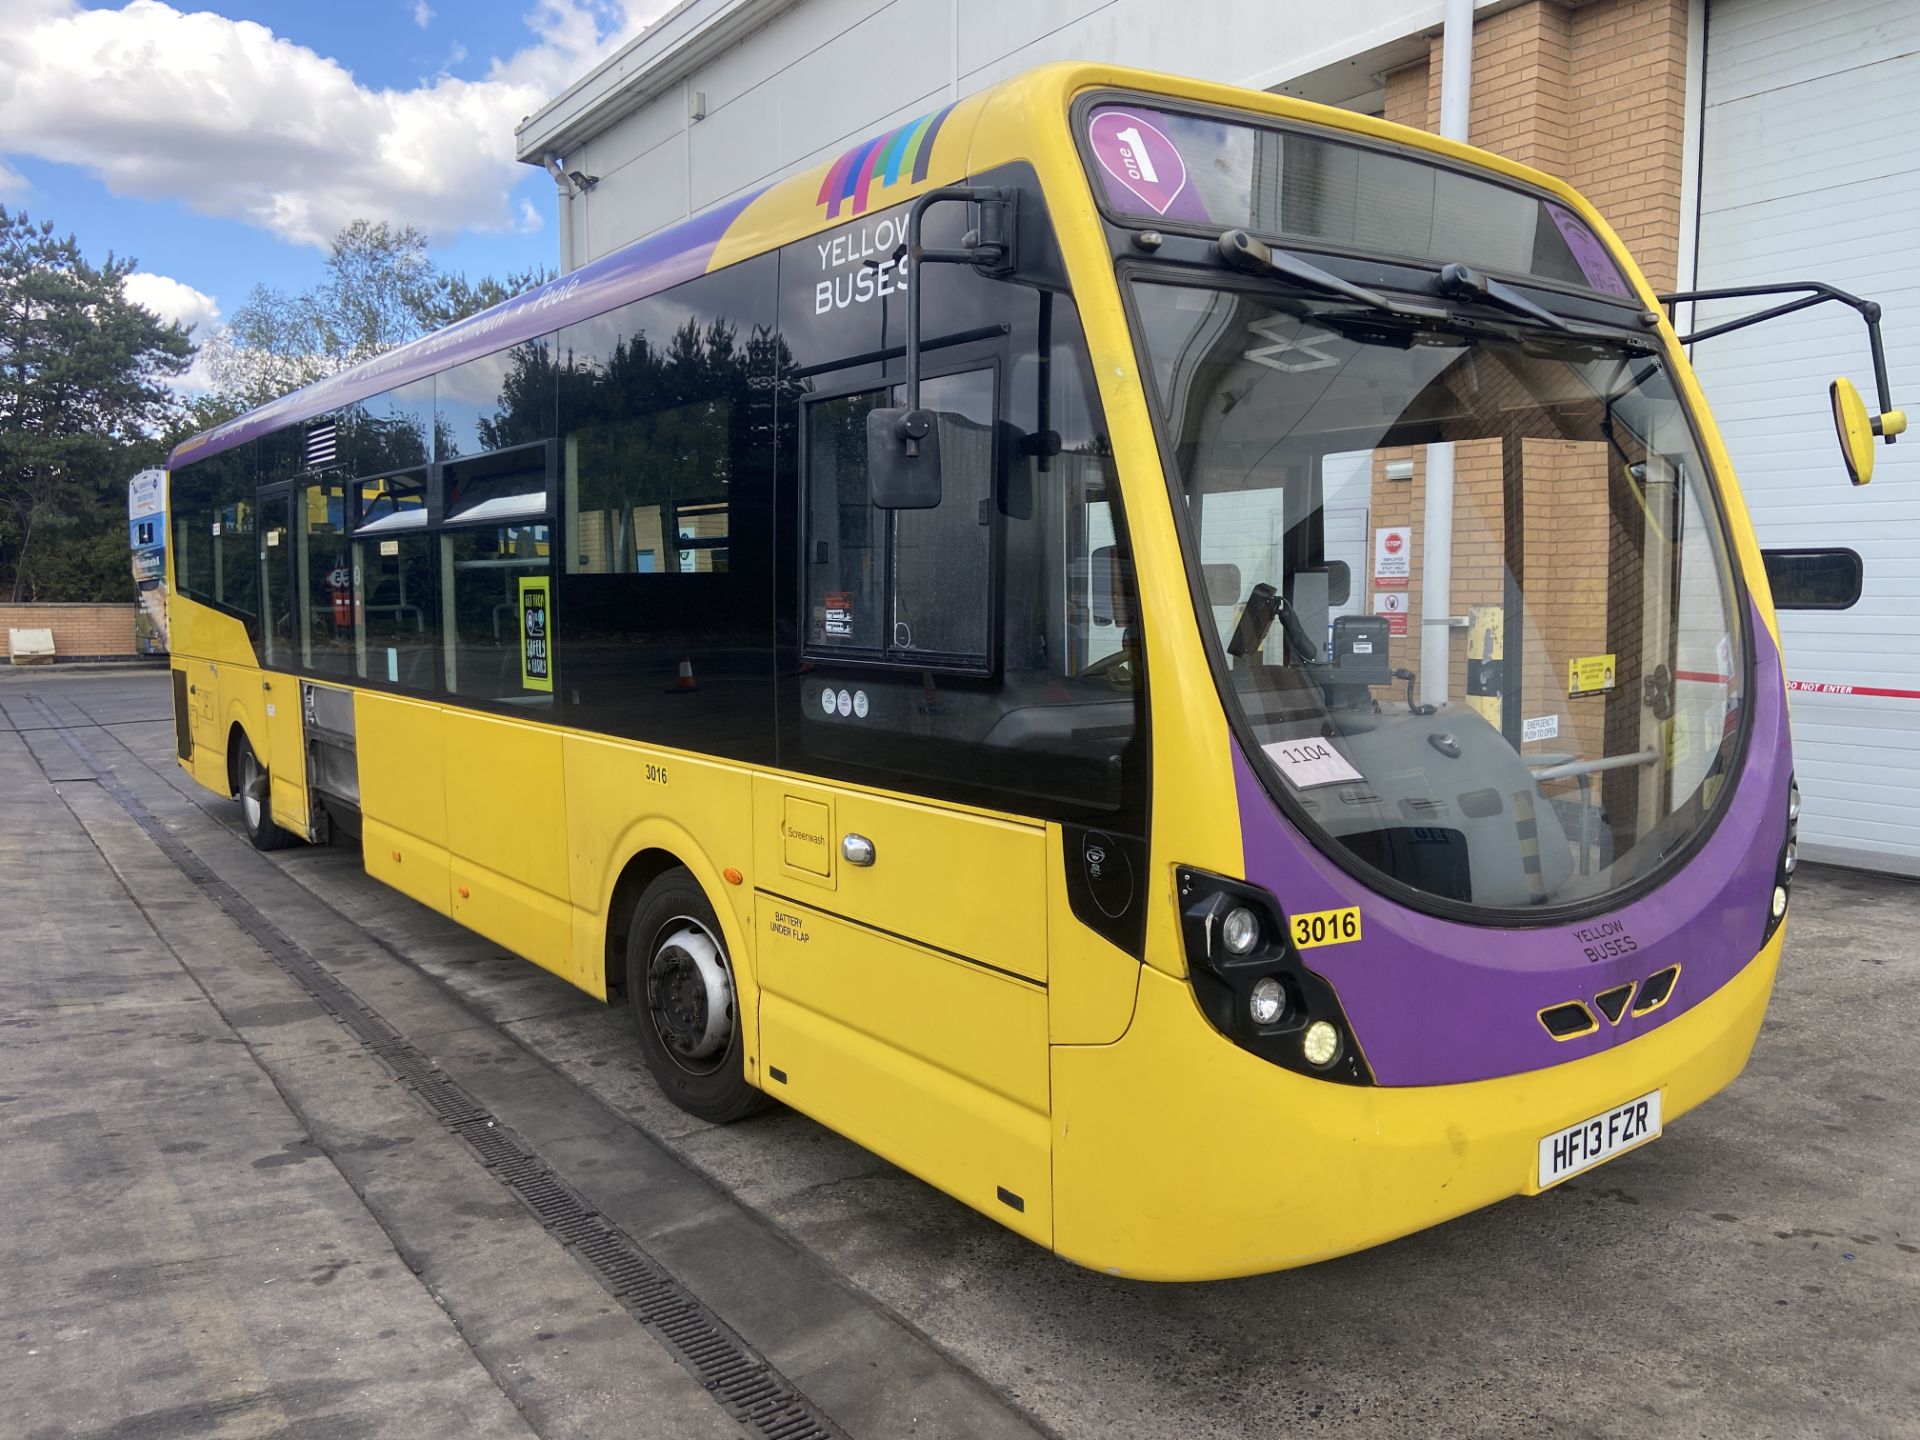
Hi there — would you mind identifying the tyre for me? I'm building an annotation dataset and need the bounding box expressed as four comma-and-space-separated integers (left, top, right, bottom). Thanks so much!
625, 870, 770, 1123
234, 733, 297, 852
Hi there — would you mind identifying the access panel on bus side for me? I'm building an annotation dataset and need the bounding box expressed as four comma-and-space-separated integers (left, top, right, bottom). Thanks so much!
356, 690, 450, 918
440, 708, 576, 986
752, 777, 1052, 1244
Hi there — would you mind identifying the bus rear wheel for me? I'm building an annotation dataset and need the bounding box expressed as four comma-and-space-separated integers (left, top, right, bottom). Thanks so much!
235, 735, 296, 852
624, 871, 770, 1124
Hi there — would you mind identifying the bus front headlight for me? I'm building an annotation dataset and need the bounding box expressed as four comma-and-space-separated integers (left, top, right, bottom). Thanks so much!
1175, 867, 1372, 1086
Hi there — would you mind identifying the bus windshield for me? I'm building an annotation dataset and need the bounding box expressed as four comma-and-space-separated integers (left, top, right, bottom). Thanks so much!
1133, 280, 1748, 913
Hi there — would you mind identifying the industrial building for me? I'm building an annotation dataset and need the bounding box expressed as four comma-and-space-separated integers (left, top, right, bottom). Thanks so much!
517, 0, 1919, 874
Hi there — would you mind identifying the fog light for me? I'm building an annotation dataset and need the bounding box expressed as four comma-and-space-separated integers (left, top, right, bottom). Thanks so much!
1772, 885, 1787, 919
1788, 781, 1801, 822
1248, 977, 1285, 1026
1302, 1019, 1341, 1068
1783, 842, 1798, 875
1221, 905, 1260, 956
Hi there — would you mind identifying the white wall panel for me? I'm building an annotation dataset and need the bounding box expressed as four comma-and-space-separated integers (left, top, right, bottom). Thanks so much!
582, 141, 689, 262
577, 94, 685, 180
1693, 0, 1920, 874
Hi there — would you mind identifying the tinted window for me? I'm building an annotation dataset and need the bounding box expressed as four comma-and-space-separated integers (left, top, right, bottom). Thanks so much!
358, 532, 439, 690
555, 257, 780, 759
446, 444, 550, 524
1082, 102, 1632, 298
169, 443, 259, 631
296, 480, 353, 677
439, 337, 555, 460
805, 369, 994, 668
443, 523, 551, 702
779, 262, 1143, 818
1764, 549, 1862, 610
356, 470, 428, 531
352, 379, 433, 475
260, 493, 293, 667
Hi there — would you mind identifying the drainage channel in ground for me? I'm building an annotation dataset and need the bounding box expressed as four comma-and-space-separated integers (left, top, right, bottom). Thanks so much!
28, 693, 844, 1440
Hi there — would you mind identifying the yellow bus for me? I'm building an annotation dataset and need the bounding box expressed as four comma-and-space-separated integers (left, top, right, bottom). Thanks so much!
166, 63, 1891, 1280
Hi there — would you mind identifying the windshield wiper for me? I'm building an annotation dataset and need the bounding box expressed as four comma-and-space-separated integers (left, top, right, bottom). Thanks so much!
1218, 230, 1450, 324
1437, 262, 1645, 345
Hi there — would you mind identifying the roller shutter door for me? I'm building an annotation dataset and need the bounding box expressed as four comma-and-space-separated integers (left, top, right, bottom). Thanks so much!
1692, 0, 1920, 874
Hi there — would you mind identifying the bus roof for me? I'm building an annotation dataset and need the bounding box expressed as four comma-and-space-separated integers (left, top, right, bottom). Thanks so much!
169, 62, 1626, 471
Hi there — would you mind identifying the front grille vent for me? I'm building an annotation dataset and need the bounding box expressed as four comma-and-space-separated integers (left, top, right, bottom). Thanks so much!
1539, 1001, 1598, 1039
1593, 983, 1635, 1024
1632, 965, 1679, 1015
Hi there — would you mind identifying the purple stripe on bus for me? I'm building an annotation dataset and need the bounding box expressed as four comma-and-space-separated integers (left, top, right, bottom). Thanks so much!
816, 146, 858, 210
910, 104, 953, 184
845, 136, 888, 217
168, 188, 763, 470
1233, 600, 1788, 1088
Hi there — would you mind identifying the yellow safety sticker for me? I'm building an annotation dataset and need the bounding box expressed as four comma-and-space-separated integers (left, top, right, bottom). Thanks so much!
1291, 906, 1362, 950
1568, 653, 1617, 697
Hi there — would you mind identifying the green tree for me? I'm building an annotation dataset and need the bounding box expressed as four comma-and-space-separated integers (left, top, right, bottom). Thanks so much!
207, 221, 554, 410
0, 207, 190, 601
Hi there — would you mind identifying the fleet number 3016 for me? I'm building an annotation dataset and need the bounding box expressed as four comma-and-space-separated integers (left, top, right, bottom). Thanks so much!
1291, 906, 1362, 949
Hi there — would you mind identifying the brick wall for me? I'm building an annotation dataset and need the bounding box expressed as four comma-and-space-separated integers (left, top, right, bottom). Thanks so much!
1384, 0, 1689, 290
0, 603, 139, 661
1372, 0, 1688, 850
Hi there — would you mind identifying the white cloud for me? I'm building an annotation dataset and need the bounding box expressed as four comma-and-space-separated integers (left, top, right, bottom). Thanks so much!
123, 271, 221, 334
413, 0, 435, 27
122, 271, 221, 394
0, 1, 677, 250
0, 159, 25, 200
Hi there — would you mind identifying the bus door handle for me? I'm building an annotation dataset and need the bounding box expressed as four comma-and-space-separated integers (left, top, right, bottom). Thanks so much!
841, 834, 876, 867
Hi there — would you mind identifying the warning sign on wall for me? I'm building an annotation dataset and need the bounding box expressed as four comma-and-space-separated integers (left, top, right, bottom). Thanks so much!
1373, 526, 1410, 587
1373, 589, 1409, 637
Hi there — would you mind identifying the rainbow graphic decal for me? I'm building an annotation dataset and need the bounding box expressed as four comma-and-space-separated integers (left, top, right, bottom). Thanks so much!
817, 104, 955, 220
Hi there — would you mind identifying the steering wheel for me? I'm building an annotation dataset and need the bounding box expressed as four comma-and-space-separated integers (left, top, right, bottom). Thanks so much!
1078, 649, 1136, 685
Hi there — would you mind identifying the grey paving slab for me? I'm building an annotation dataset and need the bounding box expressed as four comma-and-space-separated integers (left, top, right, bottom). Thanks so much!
26, 667, 1920, 1440
0, 732, 539, 1440
12, 671, 1052, 1440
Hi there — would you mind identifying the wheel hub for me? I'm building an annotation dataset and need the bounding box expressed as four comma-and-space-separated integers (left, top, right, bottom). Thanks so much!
649, 924, 730, 1061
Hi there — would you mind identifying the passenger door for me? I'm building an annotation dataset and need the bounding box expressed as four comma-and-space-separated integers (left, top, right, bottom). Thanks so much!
755, 366, 1054, 1245
257, 489, 310, 835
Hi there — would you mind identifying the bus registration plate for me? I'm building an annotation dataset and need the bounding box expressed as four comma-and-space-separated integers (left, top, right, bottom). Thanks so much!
1537, 1090, 1662, 1189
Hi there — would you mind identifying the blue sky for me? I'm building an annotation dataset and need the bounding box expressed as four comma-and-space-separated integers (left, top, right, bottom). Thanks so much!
1, 1, 672, 383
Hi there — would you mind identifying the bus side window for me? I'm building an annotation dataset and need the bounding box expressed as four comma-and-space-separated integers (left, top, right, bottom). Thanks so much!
787, 283, 1143, 819
553, 255, 778, 758
295, 479, 353, 678
803, 368, 995, 668
171, 441, 261, 637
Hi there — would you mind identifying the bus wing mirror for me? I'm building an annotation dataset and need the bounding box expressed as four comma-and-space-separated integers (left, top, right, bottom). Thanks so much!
1661, 282, 1907, 486
867, 406, 943, 509
1830, 377, 1907, 486
873, 185, 1018, 514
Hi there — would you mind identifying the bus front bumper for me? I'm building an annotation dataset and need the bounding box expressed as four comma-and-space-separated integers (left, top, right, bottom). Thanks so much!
1049, 927, 1782, 1281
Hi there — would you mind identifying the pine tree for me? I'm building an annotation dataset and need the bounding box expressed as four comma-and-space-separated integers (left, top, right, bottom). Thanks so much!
0, 207, 191, 600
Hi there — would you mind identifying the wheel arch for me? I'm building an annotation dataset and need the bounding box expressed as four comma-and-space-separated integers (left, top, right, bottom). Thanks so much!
223, 718, 254, 799
599, 825, 751, 1005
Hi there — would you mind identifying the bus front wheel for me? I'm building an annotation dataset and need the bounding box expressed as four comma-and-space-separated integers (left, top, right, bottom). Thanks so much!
235, 734, 296, 852
624, 871, 771, 1124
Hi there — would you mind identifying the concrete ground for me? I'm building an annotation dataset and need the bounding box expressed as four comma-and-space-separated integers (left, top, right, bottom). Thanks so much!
2, 666, 1916, 1440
